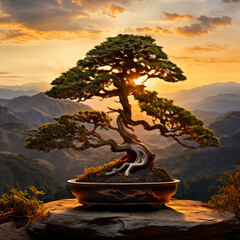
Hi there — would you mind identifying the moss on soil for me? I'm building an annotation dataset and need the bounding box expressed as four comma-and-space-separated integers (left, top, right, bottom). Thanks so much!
76, 156, 174, 183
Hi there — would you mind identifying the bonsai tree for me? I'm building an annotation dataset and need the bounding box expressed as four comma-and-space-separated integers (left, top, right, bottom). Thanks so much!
25, 34, 219, 182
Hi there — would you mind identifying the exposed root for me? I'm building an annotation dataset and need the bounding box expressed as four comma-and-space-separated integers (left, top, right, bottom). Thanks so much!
105, 114, 154, 177
106, 143, 152, 177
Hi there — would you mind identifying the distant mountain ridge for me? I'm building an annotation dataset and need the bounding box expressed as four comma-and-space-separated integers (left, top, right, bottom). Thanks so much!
0, 105, 27, 124
186, 93, 240, 113
163, 82, 240, 106
156, 110, 240, 201
221, 129, 240, 146
16, 108, 54, 126
2, 92, 91, 116
0, 82, 240, 203
208, 111, 240, 137
0, 88, 38, 99
0, 81, 51, 92
192, 109, 223, 126
0, 105, 53, 126
0, 93, 115, 181
0, 99, 10, 105
0, 93, 91, 126
0, 120, 119, 181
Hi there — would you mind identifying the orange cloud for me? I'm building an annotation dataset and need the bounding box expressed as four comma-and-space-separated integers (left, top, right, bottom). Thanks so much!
0, 23, 101, 43
136, 26, 173, 35
104, 5, 125, 14
185, 43, 229, 52
0, 72, 23, 79
102, 4, 125, 18
162, 12, 195, 21
0, 75, 23, 78
172, 56, 239, 64
136, 15, 231, 37
0, 0, 139, 43
175, 16, 232, 37
136, 11, 232, 38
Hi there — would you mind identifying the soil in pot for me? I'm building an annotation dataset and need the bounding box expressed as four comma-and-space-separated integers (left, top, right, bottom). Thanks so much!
76, 155, 173, 183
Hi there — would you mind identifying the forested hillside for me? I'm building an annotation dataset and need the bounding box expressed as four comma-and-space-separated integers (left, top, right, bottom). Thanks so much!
0, 153, 73, 202
156, 111, 240, 201
0, 84, 240, 203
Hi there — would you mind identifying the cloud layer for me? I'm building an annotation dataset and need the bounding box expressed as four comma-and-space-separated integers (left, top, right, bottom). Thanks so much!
136, 26, 172, 35
162, 12, 195, 21
0, 0, 140, 42
137, 13, 232, 37
222, 0, 240, 3
176, 15, 232, 36
171, 56, 239, 65
0, 1, 235, 43
0, 72, 23, 78
185, 43, 228, 52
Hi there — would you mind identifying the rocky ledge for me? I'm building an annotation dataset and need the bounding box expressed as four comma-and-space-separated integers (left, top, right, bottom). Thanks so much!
27, 198, 237, 240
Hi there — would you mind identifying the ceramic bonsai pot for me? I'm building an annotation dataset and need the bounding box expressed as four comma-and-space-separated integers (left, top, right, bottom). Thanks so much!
68, 179, 180, 208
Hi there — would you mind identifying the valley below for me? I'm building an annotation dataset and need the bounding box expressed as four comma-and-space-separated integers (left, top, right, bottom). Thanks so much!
0, 81, 240, 203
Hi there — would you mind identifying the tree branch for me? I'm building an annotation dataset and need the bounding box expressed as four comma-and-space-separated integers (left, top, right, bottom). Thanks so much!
96, 89, 119, 98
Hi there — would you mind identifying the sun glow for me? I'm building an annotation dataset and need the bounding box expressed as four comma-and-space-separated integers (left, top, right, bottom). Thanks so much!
134, 76, 148, 85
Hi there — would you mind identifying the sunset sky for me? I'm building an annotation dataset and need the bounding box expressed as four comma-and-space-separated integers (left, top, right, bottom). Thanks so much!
0, 0, 239, 94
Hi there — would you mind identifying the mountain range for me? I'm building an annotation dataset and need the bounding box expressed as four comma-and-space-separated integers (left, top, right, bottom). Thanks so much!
208, 111, 240, 137
2, 92, 91, 116
0, 153, 72, 202
0, 81, 50, 99
0, 88, 38, 99
0, 81, 50, 92
186, 94, 240, 113
0, 93, 111, 182
156, 110, 240, 201
0, 81, 240, 203
163, 81, 240, 106
0, 93, 91, 126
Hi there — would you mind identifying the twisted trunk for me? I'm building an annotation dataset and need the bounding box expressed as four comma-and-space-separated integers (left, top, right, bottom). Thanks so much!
102, 77, 155, 177
106, 115, 155, 177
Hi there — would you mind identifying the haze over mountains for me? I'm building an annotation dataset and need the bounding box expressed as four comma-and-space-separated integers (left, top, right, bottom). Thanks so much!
0, 93, 91, 126
0, 92, 116, 183
0, 81, 240, 202
163, 81, 240, 106
154, 110, 240, 201
186, 94, 240, 113
0, 81, 50, 99
0, 81, 50, 92
0, 88, 38, 99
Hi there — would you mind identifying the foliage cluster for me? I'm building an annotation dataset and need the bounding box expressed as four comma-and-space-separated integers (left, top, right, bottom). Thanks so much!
0, 186, 49, 226
47, 34, 186, 102
25, 110, 112, 153
208, 166, 240, 219
133, 86, 219, 148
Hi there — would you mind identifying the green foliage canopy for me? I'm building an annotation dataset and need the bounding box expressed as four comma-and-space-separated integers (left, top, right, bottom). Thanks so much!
133, 86, 219, 148
46, 34, 186, 102
25, 110, 113, 152
25, 34, 219, 154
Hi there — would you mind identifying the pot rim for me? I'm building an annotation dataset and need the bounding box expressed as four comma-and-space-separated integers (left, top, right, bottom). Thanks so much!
67, 179, 180, 185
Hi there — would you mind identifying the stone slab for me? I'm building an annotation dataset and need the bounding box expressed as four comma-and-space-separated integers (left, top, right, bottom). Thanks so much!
28, 198, 238, 240
0, 222, 33, 240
